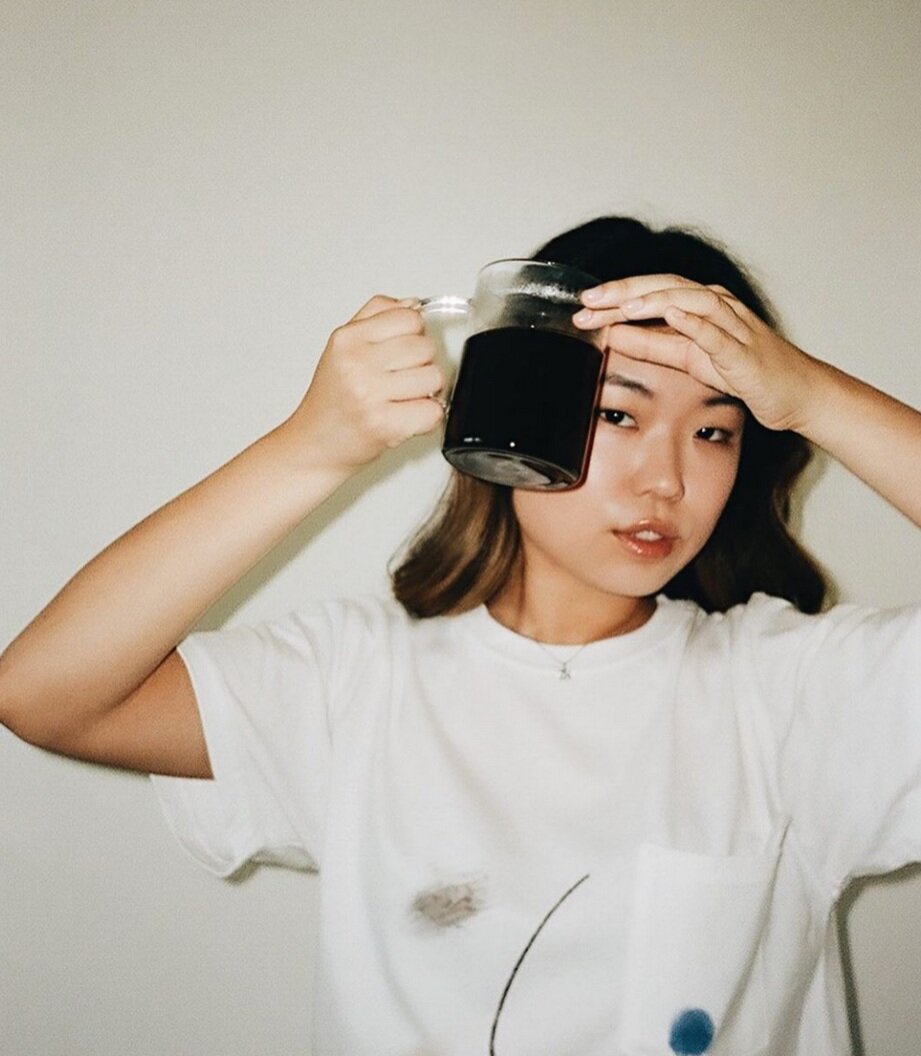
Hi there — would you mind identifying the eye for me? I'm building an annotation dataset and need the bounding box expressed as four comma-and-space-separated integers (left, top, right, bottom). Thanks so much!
597, 408, 636, 428
695, 426, 735, 443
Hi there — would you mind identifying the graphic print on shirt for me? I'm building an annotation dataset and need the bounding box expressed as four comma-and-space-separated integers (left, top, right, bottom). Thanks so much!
488, 873, 591, 1056
486, 873, 720, 1056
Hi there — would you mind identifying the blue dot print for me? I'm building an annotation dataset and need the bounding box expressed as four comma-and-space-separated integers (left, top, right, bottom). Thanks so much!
669, 1008, 715, 1054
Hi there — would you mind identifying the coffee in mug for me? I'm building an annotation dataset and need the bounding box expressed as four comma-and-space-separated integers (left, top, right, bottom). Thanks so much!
424, 259, 607, 489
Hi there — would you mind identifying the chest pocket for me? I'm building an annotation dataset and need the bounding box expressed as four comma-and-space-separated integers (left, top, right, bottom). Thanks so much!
616, 830, 784, 1056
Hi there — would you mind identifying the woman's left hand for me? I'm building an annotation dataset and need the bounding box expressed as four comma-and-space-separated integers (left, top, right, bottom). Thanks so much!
572, 274, 819, 433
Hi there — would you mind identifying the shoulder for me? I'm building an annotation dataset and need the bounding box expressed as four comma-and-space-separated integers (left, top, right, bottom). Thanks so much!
686, 593, 921, 692
270, 593, 417, 663
664, 593, 815, 659
256, 592, 408, 638
305, 593, 414, 633
684, 591, 907, 642
721, 592, 921, 647
187, 594, 415, 673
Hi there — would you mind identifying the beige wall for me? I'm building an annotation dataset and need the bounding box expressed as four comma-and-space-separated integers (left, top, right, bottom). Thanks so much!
2, 2, 919, 1053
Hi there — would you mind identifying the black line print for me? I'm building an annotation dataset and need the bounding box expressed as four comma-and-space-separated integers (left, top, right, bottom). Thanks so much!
488, 873, 591, 1056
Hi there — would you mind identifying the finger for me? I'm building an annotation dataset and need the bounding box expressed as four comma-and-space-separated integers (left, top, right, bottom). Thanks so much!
620, 287, 752, 344
607, 322, 729, 393
706, 283, 749, 312
575, 302, 728, 331
705, 285, 765, 329
573, 305, 629, 329
574, 273, 709, 330
384, 363, 446, 402
349, 295, 420, 322
705, 283, 751, 319
607, 322, 691, 372
383, 397, 445, 442
662, 306, 744, 371
580, 273, 701, 309
376, 334, 437, 371
347, 305, 425, 345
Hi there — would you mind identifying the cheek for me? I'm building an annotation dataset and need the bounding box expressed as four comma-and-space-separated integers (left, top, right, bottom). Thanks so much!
511, 488, 591, 546
694, 452, 741, 529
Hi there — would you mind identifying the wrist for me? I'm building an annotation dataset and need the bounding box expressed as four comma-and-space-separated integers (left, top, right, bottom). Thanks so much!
260, 418, 358, 491
791, 357, 856, 447
760, 346, 834, 438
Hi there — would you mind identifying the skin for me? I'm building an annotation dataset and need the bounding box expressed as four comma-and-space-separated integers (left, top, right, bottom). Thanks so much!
489, 344, 745, 645
572, 275, 921, 527
493, 272, 921, 645
0, 295, 446, 777
0, 277, 918, 781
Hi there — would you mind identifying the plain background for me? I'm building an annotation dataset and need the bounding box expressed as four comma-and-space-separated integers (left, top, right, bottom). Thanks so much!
2, 1, 920, 1053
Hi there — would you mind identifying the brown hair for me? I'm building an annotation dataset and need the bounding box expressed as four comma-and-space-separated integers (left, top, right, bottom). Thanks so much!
391, 216, 830, 617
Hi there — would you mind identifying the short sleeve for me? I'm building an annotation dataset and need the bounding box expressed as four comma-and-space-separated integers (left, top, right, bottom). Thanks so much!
759, 598, 921, 892
150, 603, 344, 878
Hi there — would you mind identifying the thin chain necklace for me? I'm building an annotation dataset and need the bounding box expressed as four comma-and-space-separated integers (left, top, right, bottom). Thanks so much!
532, 640, 591, 680
491, 598, 656, 681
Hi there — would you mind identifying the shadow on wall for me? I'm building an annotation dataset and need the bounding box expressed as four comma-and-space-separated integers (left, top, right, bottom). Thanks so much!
196, 429, 440, 633
838, 861, 921, 1056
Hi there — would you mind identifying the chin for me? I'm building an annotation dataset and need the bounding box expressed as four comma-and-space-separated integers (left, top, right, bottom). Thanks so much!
586, 568, 677, 601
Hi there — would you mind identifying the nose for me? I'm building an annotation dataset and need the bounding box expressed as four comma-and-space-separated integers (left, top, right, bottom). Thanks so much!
629, 437, 685, 502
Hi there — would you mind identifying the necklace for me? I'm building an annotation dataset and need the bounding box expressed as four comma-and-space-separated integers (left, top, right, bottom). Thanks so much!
533, 640, 590, 680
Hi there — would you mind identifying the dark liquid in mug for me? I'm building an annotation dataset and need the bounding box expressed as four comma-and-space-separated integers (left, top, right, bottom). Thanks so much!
443, 327, 605, 489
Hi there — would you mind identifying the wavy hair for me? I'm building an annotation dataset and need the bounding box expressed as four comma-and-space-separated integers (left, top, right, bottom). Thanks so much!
391, 216, 830, 616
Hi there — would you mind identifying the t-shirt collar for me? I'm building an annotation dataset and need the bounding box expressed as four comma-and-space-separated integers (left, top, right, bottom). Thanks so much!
450, 594, 694, 671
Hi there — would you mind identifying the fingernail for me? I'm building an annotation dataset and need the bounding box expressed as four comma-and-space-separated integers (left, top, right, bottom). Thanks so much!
573, 309, 593, 324
399, 297, 422, 309
622, 299, 644, 314
582, 288, 603, 305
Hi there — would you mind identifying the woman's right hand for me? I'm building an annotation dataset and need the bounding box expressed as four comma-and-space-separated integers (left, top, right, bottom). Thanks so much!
0, 295, 446, 775
283, 295, 446, 475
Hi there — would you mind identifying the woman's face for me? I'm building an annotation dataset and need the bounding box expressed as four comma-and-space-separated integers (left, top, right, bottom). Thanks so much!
511, 347, 745, 604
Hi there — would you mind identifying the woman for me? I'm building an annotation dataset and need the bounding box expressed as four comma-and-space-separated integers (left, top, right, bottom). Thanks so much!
2, 216, 919, 1055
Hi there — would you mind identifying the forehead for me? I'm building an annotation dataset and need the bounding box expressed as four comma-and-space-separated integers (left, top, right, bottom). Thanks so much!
602, 348, 740, 410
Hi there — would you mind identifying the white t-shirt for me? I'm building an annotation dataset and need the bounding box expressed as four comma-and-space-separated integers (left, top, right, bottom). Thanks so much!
152, 592, 921, 1056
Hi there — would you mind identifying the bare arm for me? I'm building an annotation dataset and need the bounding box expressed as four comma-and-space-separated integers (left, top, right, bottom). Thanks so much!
797, 360, 921, 528
0, 296, 443, 777
0, 428, 349, 777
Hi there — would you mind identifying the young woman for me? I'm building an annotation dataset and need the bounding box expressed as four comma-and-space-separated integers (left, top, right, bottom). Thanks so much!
1, 217, 919, 1056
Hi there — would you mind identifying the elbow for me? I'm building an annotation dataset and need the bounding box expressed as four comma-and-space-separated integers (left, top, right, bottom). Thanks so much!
0, 650, 102, 758
0, 666, 62, 751
0, 696, 80, 756
0, 681, 41, 747
0, 664, 21, 737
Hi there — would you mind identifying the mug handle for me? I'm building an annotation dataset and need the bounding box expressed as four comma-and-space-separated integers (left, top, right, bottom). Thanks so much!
418, 296, 472, 410
418, 296, 471, 364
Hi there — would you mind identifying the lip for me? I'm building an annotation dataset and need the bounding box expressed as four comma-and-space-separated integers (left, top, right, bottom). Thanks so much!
613, 519, 679, 560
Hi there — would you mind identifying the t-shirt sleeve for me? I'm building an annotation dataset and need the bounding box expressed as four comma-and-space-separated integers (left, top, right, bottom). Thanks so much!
753, 596, 921, 893
150, 603, 345, 878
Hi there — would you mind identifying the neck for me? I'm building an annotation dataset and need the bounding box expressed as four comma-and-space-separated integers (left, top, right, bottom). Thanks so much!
487, 564, 655, 645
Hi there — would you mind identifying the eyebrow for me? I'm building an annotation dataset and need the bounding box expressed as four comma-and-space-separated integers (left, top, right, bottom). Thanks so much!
603, 372, 745, 410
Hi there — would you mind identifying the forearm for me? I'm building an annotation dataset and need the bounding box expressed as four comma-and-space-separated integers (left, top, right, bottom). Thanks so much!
800, 359, 921, 527
0, 421, 352, 742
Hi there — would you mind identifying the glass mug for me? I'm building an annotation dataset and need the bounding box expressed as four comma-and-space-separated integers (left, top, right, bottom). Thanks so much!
420, 259, 607, 489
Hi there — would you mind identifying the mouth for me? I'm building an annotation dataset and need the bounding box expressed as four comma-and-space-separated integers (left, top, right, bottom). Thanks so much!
613, 521, 679, 559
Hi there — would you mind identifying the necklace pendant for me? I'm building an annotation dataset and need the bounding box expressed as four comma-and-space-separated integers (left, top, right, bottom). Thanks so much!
559, 664, 571, 680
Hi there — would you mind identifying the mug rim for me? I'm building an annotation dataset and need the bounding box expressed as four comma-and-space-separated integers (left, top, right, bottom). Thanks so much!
479, 257, 601, 288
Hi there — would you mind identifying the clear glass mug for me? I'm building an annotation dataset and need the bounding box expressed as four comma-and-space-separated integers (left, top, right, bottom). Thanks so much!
420, 259, 606, 489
